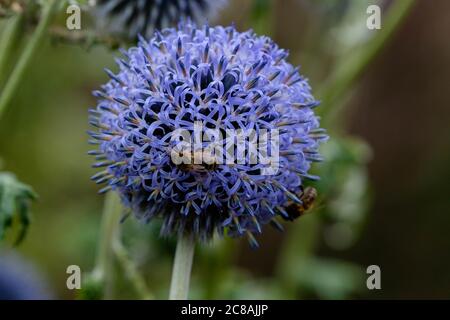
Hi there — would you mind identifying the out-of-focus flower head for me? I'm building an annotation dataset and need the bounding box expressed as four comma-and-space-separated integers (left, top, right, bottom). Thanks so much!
0, 252, 52, 300
92, 0, 227, 39
89, 22, 327, 247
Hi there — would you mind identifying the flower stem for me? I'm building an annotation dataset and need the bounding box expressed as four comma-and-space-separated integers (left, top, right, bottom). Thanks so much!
0, 13, 23, 85
169, 234, 195, 300
0, 0, 56, 120
113, 237, 154, 299
92, 191, 122, 299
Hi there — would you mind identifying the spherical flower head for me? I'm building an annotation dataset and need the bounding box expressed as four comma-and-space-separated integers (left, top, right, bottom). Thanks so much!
89, 23, 327, 246
93, 0, 227, 39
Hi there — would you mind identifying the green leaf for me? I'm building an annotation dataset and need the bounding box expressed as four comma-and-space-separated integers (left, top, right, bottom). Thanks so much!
0, 172, 37, 244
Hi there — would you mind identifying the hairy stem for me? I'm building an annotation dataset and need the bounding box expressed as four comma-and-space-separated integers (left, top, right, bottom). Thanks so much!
0, 0, 56, 120
48, 27, 123, 49
113, 238, 154, 300
169, 234, 195, 300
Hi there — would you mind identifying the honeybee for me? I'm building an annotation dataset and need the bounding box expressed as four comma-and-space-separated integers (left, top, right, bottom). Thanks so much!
178, 150, 220, 172
283, 186, 317, 221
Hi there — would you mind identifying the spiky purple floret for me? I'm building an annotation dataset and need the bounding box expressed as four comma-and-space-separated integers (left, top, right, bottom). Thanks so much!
89, 23, 327, 245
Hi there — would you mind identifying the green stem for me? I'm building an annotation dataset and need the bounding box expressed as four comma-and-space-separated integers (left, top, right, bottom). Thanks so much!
113, 238, 154, 299
169, 234, 195, 300
319, 0, 416, 127
0, 0, 56, 120
0, 13, 23, 85
92, 191, 122, 299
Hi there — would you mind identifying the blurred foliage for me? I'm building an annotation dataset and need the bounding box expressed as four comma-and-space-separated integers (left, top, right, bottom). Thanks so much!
292, 257, 364, 299
77, 273, 104, 300
320, 0, 382, 55
316, 136, 372, 250
250, 0, 273, 36
270, 135, 371, 300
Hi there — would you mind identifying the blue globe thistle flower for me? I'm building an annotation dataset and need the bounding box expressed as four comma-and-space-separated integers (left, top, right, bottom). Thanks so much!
93, 0, 227, 39
89, 23, 327, 246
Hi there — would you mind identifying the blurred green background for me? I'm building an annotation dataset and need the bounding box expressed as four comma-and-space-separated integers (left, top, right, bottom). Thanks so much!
0, 0, 449, 299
